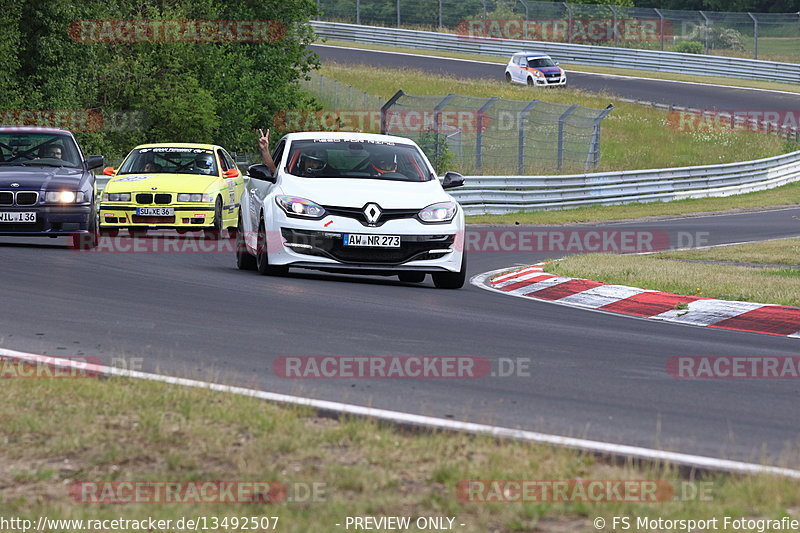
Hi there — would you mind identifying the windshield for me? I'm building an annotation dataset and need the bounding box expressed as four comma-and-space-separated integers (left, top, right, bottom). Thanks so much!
527, 57, 556, 68
0, 132, 81, 168
118, 147, 218, 176
286, 139, 432, 182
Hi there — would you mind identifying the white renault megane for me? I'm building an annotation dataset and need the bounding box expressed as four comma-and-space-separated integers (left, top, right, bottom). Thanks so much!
235, 132, 467, 288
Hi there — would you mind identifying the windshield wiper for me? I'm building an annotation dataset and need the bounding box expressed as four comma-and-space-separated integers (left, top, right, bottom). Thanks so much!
18, 161, 67, 168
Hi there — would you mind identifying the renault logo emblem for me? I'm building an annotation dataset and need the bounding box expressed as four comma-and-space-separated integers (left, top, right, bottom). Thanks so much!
10, 183, 19, 188
363, 203, 381, 225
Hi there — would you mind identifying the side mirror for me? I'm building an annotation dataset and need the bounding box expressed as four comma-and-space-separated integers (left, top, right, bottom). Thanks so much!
223, 168, 240, 178
441, 171, 465, 189
102, 166, 116, 176
247, 164, 276, 183
85, 155, 104, 170
555, 61, 560, 65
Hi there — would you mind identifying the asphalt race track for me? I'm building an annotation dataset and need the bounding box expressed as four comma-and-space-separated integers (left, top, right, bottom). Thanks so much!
3, 207, 800, 464
312, 44, 800, 111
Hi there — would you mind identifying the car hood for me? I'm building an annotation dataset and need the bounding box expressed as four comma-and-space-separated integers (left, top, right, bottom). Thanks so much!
0, 166, 90, 191
533, 66, 562, 74
277, 175, 452, 209
105, 173, 217, 193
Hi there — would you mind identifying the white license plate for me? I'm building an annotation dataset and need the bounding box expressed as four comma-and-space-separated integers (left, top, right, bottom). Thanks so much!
343, 234, 401, 248
0, 212, 36, 223
136, 207, 174, 216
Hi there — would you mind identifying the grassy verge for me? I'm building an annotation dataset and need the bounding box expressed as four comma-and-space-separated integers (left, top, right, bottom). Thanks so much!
320, 64, 790, 175
3, 370, 800, 532
548, 238, 800, 307
467, 182, 800, 225
318, 38, 800, 95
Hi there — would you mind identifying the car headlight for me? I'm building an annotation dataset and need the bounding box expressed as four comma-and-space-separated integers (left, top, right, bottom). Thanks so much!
276, 195, 326, 219
46, 191, 86, 203
177, 193, 213, 203
532, 70, 545, 78
101, 192, 131, 202
418, 201, 457, 224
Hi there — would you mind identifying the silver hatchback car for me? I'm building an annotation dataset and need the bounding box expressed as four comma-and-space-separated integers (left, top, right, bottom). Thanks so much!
505, 52, 567, 87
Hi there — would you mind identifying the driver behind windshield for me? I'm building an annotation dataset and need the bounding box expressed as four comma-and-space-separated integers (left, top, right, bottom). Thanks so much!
296, 149, 328, 177
40, 145, 63, 159
370, 153, 398, 175
193, 153, 215, 175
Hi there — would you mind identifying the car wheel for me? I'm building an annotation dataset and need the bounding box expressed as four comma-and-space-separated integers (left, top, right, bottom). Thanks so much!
505, 72, 512, 83
398, 272, 426, 283
236, 214, 257, 271
526, 77, 534, 86
205, 198, 222, 240
72, 208, 99, 250
99, 227, 119, 237
432, 253, 467, 289
256, 218, 288, 276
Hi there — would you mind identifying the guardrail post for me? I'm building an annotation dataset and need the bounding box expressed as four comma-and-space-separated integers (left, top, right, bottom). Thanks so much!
609, 5, 618, 47
380, 90, 406, 134
563, 2, 573, 43
434, 94, 456, 166
517, 100, 539, 175
699, 11, 710, 54
557, 104, 579, 171
748, 12, 758, 59
654, 8, 664, 51
587, 104, 614, 170
476, 97, 499, 171
519, 0, 529, 40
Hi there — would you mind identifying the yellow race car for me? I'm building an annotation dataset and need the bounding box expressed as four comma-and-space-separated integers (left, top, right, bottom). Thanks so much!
99, 143, 244, 238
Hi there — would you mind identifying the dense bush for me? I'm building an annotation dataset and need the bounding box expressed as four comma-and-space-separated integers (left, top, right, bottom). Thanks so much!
670, 40, 704, 54
0, 0, 320, 159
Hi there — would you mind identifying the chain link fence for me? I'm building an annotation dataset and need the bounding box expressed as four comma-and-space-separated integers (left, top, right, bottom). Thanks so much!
297, 72, 612, 174
315, 0, 800, 62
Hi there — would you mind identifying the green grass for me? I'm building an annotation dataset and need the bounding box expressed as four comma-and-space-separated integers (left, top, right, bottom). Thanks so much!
3, 370, 800, 531
318, 38, 800, 94
547, 238, 800, 307
660, 238, 800, 265
468, 181, 800, 225
320, 63, 789, 176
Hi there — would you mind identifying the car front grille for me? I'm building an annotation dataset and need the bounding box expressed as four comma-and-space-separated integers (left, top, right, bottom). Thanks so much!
0, 191, 38, 205
281, 228, 454, 265
136, 193, 172, 205
323, 205, 419, 227
132, 215, 176, 224
16, 192, 38, 205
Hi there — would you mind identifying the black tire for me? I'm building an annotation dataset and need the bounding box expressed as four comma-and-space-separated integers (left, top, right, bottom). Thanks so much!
432, 253, 467, 289
205, 199, 223, 240
505, 72, 512, 83
99, 227, 119, 237
236, 215, 257, 271
256, 218, 288, 276
398, 272, 426, 283
72, 208, 99, 249
526, 77, 534, 86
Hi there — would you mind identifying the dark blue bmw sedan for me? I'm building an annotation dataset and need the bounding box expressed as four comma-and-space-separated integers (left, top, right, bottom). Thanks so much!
0, 127, 104, 248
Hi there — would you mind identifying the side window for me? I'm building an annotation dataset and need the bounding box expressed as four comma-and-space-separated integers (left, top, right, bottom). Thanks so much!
221, 149, 236, 171
271, 140, 285, 169
217, 149, 230, 171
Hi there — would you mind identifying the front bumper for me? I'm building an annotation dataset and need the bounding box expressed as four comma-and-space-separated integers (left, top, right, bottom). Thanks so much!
533, 76, 567, 86
0, 205, 93, 236
259, 208, 465, 273
99, 203, 216, 230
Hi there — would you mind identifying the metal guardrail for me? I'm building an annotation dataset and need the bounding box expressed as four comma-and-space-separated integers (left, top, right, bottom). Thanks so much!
311, 21, 800, 84
448, 150, 800, 215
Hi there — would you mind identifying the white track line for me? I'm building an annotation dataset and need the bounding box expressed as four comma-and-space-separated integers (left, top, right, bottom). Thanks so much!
5, 345, 800, 479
